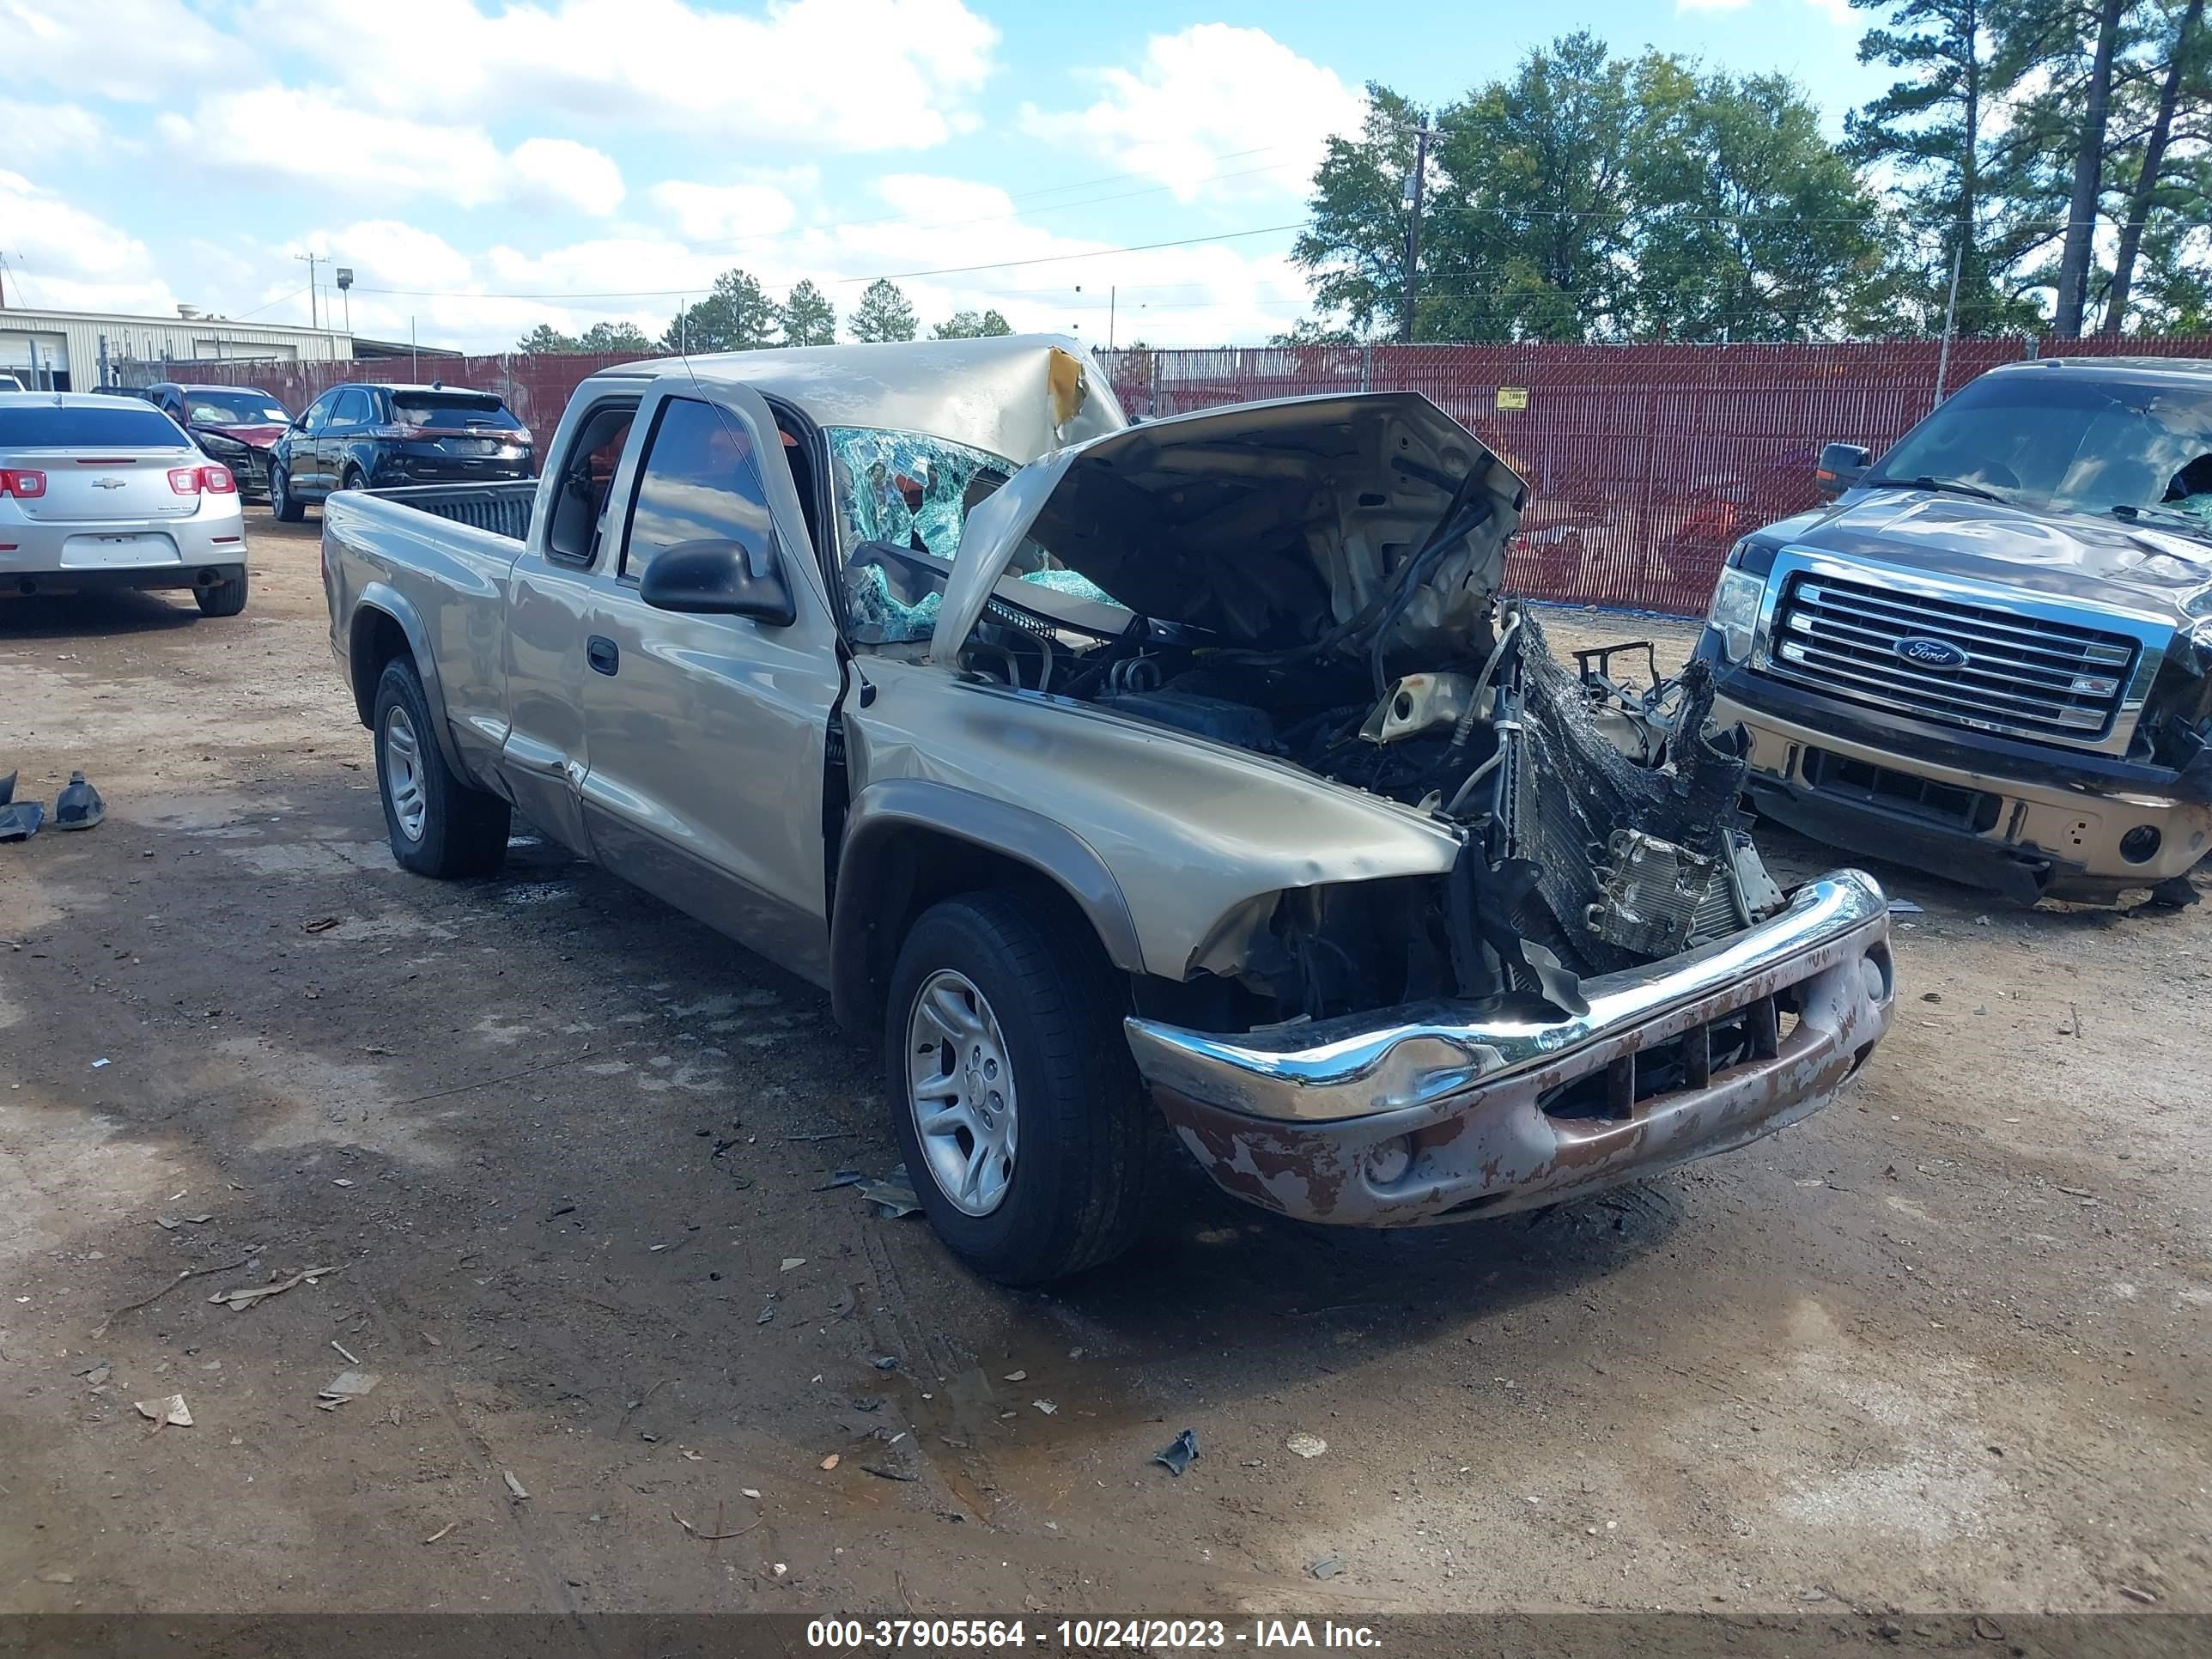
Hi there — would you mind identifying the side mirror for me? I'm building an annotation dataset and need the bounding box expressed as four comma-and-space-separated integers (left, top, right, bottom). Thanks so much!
1815, 441, 1872, 501
639, 537, 796, 625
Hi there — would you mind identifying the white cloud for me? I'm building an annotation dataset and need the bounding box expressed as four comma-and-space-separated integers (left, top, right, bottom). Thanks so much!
1804, 0, 1857, 22
0, 100, 117, 164
0, 0, 243, 99
247, 0, 999, 153
1019, 25, 1364, 204
649, 181, 798, 242
159, 88, 623, 213
511, 138, 626, 216
0, 170, 175, 313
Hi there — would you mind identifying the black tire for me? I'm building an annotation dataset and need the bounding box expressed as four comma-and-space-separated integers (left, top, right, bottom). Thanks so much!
884, 890, 1160, 1284
269, 462, 304, 523
194, 568, 248, 617
371, 657, 510, 878
341, 466, 365, 493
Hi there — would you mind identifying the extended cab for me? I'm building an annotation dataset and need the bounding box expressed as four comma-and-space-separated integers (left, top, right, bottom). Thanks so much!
321, 336, 1893, 1283
1695, 356, 2212, 904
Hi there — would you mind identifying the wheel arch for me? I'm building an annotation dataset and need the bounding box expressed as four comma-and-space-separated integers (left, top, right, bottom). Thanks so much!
830, 779, 1146, 1035
347, 586, 469, 780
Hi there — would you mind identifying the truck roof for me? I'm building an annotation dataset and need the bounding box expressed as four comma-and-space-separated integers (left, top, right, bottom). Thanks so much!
1987, 354, 2212, 384
575, 332, 1128, 464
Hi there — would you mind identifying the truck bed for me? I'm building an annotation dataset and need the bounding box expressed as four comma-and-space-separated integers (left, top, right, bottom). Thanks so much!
361, 479, 537, 542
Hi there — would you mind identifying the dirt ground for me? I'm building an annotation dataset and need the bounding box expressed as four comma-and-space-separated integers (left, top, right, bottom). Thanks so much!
1, 509, 2207, 1620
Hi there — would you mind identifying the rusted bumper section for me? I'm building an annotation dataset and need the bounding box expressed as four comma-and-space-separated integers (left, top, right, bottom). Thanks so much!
1124, 870, 1894, 1226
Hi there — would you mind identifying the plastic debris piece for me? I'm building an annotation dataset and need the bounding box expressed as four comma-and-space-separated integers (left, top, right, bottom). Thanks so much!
136, 1393, 192, 1427
780, 1257, 805, 1272
0, 799, 42, 842
856, 1163, 922, 1218
1286, 1432, 1328, 1458
209, 1264, 340, 1309
1310, 1553, 1343, 1580
1886, 898, 1924, 915
1031, 1399, 1057, 1415
1002, 1370, 1026, 1382
52, 772, 105, 831
819, 1453, 840, 1471
331, 1340, 360, 1364
813, 1170, 866, 1191
871, 1355, 898, 1370
742, 1487, 762, 1499
1152, 1429, 1200, 1476
302, 916, 341, 933
91, 1058, 110, 1069
422, 1522, 456, 1544
318, 1370, 380, 1403
503, 1470, 530, 1500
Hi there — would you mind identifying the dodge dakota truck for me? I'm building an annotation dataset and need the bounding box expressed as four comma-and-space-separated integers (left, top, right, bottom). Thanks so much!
1692, 355, 2212, 904
321, 336, 1893, 1283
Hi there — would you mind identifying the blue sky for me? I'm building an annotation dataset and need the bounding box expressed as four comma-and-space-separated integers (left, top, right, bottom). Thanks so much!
1, 0, 1893, 350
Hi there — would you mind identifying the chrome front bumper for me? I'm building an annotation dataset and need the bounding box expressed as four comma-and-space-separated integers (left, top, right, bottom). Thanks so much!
1124, 869, 1894, 1226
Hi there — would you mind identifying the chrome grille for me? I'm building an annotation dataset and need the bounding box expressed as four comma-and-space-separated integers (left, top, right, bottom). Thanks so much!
1765, 570, 2140, 745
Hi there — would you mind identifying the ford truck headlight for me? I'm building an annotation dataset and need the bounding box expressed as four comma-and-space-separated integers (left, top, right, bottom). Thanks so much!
1706, 565, 1765, 664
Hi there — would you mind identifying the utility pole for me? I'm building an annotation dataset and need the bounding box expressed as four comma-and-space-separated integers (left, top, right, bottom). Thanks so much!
1933, 236, 1965, 407
1109, 285, 1116, 351
295, 252, 321, 330
1401, 127, 1436, 345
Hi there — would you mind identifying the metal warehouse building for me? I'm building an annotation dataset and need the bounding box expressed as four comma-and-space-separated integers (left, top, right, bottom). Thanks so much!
0, 306, 355, 392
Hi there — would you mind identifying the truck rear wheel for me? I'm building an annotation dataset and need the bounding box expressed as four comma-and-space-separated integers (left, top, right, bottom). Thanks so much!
373, 658, 510, 878
884, 890, 1159, 1284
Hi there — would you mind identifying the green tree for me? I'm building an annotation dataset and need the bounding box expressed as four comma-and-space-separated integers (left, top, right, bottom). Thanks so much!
514, 322, 579, 354
660, 269, 778, 353
1627, 62, 1887, 341
931, 307, 1012, 338
2101, 0, 2209, 331
576, 319, 653, 354
780, 280, 837, 346
1290, 84, 1432, 339
849, 279, 918, 343
1847, 0, 2044, 334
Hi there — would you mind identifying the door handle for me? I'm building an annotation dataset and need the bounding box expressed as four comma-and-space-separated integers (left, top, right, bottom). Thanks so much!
586, 635, 619, 676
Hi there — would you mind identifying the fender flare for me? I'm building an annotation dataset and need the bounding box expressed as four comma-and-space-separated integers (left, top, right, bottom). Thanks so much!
830, 777, 1146, 1031
348, 583, 471, 781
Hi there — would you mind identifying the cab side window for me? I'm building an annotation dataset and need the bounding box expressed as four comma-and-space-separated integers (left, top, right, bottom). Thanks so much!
301, 394, 336, 434
544, 398, 637, 567
619, 397, 774, 581
330, 388, 371, 428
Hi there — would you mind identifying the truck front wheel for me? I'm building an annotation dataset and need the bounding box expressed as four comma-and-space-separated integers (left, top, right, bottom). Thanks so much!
372, 658, 510, 878
884, 891, 1160, 1284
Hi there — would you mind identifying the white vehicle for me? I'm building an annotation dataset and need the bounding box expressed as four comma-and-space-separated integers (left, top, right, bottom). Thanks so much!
0, 392, 247, 615
0, 374, 26, 393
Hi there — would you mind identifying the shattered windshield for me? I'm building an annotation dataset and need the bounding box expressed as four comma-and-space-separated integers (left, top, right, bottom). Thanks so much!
1872, 372, 2212, 532
825, 425, 1110, 644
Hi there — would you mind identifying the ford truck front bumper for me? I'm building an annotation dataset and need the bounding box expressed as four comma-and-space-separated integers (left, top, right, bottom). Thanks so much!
1124, 870, 1893, 1226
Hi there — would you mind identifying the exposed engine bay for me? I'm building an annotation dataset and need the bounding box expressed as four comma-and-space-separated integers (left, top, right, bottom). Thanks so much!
889, 390, 1790, 1030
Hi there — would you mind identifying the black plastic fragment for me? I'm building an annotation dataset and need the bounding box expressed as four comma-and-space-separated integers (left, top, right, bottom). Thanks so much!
1152, 1428, 1199, 1476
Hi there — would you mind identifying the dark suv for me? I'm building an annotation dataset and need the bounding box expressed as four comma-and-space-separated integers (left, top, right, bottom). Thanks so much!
269, 382, 535, 521
138, 382, 294, 501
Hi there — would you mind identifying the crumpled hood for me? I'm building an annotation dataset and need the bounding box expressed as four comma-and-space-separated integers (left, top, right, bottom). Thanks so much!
930, 391, 1526, 664
198, 422, 286, 451
1802, 489, 2212, 625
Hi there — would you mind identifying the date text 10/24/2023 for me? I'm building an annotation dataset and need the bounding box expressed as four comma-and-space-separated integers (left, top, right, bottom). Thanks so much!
805, 1620, 1384, 1650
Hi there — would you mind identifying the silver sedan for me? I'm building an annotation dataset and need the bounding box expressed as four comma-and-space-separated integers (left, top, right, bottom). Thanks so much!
0, 392, 248, 616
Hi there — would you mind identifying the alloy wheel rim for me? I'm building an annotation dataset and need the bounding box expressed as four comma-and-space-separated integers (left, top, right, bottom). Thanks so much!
905, 969, 1018, 1217
382, 705, 428, 842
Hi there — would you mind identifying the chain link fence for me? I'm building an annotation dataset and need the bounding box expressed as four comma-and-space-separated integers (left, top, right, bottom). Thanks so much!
122, 333, 2211, 617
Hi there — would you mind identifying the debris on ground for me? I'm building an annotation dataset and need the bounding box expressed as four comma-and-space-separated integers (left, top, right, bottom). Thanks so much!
135, 1394, 193, 1427
1152, 1429, 1200, 1476
422, 1522, 456, 1545
812, 1170, 866, 1192
316, 1370, 380, 1408
209, 1264, 340, 1309
302, 915, 341, 933
856, 1164, 922, 1218
0, 781, 42, 842
502, 1470, 530, 1501
861, 1464, 919, 1481
672, 1509, 759, 1540
1310, 1553, 1343, 1579
52, 771, 105, 831
154, 1213, 214, 1231
331, 1340, 359, 1364
1031, 1399, 1057, 1415
34, 1568, 75, 1584
819, 1454, 840, 1471
871, 1355, 898, 1370
780, 1257, 805, 1272
1286, 1432, 1328, 1458
1002, 1370, 1027, 1382
1886, 898, 1924, 915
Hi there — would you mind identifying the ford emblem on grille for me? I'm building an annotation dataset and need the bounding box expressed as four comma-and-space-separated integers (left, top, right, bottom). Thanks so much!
1895, 635, 1969, 671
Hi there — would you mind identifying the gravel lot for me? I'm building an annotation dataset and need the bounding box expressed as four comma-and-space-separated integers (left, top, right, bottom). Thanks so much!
2, 508, 2207, 1619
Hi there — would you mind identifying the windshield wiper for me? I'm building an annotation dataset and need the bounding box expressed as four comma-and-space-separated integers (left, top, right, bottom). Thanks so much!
2111, 502, 2212, 543
1865, 473, 2013, 505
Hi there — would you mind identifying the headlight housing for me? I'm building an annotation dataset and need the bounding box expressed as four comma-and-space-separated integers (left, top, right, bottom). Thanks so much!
1706, 564, 1765, 664
196, 432, 248, 458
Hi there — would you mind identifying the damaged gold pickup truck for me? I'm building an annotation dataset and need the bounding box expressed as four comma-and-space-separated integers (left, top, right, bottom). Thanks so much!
321, 337, 1893, 1283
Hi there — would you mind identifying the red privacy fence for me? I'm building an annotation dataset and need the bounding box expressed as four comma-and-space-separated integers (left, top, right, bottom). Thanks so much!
130, 334, 2212, 617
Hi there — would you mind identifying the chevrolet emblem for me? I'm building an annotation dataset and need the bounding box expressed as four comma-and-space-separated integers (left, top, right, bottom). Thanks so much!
92, 477, 127, 489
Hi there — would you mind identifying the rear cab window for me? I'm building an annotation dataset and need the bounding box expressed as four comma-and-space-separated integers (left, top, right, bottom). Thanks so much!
618, 396, 775, 581
0, 405, 189, 447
